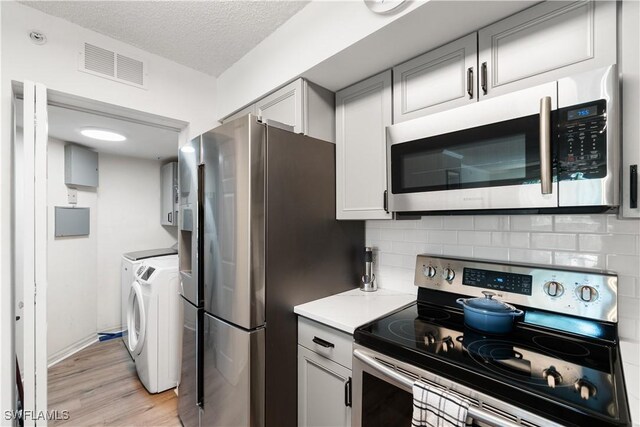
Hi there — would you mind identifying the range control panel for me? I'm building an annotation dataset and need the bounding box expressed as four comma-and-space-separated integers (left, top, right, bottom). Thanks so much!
557, 100, 607, 181
415, 255, 617, 323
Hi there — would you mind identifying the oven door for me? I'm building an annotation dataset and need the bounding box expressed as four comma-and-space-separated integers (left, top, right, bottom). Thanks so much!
387, 82, 558, 213
351, 344, 560, 427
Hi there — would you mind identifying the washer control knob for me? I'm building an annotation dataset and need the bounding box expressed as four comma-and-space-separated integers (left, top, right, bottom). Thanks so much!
578, 285, 598, 302
543, 367, 563, 389
544, 281, 564, 297
574, 379, 597, 400
442, 268, 456, 282
423, 266, 437, 278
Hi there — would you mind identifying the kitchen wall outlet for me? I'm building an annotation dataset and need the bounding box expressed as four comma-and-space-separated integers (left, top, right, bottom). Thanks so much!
67, 188, 78, 205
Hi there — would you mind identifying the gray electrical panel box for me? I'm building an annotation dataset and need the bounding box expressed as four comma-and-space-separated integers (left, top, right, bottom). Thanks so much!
65, 144, 98, 187
55, 207, 90, 237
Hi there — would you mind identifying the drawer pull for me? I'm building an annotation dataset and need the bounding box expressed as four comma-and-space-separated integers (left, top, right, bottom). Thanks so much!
312, 336, 335, 349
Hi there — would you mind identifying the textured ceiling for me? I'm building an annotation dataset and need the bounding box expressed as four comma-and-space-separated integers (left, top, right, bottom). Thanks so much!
19, 1, 310, 76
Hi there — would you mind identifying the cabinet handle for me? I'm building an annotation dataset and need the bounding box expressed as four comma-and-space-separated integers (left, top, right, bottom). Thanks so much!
345, 377, 352, 408
631, 165, 638, 209
467, 67, 474, 99
481, 62, 488, 95
312, 336, 335, 349
168, 212, 172, 223
539, 96, 552, 195
383, 190, 389, 213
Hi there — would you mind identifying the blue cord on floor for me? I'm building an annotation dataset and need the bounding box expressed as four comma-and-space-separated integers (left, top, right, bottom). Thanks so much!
98, 331, 123, 341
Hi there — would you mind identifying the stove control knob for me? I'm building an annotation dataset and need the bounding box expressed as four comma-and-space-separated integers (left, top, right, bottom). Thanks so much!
442, 268, 456, 282
423, 266, 437, 278
442, 336, 454, 352
544, 281, 564, 297
424, 332, 436, 345
574, 379, 597, 400
577, 285, 598, 302
543, 367, 563, 388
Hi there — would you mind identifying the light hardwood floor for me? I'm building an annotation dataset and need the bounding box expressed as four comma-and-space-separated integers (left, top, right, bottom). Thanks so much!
48, 338, 181, 426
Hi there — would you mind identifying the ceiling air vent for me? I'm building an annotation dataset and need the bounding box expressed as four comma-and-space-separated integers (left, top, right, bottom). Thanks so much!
79, 42, 147, 89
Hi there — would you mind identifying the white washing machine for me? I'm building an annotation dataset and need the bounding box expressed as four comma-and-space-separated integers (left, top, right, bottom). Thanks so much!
127, 256, 181, 394
121, 249, 177, 357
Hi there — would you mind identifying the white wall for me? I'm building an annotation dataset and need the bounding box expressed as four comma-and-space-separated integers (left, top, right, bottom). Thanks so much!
47, 138, 99, 360
367, 214, 640, 423
0, 1, 216, 414
96, 153, 177, 332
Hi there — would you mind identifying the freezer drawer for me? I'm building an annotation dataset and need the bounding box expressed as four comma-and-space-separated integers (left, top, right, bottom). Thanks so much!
202, 312, 265, 427
178, 297, 201, 427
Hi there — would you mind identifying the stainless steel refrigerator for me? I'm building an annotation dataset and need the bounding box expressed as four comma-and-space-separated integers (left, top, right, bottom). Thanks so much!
178, 115, 364, 427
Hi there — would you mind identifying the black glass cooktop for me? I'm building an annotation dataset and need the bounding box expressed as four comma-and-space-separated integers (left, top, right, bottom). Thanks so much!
355, 302, 630, 427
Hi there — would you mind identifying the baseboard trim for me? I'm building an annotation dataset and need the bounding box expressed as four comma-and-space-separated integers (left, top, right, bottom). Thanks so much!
47, 334, 98, 368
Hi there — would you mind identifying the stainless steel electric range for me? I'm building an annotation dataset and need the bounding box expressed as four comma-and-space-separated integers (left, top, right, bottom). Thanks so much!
353, 255, 630, 427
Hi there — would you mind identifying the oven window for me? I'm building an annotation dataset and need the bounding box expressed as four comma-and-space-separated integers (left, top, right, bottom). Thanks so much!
391, 114, 546, 194
361, 372, 412, 426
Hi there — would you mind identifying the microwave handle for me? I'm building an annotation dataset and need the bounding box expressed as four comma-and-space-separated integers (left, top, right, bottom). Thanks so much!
353, 349, 521, 427
539, 96, 552, 195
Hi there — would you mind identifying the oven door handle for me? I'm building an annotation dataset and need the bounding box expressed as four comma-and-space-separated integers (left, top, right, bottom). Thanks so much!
353, 349, 522, 427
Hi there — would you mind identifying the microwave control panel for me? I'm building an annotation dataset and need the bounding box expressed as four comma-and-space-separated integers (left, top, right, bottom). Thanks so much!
556, 100, 607, 181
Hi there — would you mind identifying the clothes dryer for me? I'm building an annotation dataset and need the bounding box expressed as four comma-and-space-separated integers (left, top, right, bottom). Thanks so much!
127, 255, 180, 393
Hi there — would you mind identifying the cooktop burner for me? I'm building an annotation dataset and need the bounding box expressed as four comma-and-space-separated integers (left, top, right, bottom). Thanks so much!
355, 302, 626, 426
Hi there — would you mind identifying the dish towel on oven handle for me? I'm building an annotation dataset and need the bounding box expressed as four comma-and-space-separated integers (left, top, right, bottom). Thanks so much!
412, 381, 472, 427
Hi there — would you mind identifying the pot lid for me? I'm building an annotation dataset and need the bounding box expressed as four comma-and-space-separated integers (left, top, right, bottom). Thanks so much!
465, 291, 516, 313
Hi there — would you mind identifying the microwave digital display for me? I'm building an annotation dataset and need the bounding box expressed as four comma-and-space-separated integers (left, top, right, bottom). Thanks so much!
463, 268, 533, 295
567, 105, 598, 121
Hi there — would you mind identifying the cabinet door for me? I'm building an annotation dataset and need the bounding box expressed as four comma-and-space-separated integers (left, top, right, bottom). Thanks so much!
161, 162, 175, 225
393, 33, 477, 123
336, 71, 392, 220
298, 345, 351, 427
221, 104, 256, 124
621, 0, 640, 218
256, 79, 304, 133
478, 0, 616, 100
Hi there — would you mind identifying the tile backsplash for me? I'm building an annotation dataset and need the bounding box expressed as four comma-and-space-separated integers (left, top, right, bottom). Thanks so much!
366, 214, 640, 342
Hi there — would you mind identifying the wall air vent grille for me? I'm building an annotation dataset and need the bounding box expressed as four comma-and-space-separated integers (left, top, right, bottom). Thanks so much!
80, 42, 147, 89
84, 43, 115, 77
116, 54, 144, 86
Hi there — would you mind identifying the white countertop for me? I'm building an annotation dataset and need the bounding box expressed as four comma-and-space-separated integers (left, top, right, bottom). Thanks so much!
294, 288, 416, 334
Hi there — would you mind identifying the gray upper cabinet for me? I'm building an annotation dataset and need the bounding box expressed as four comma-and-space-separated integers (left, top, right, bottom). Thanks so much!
256, 79, 305, 133
478, 0, 616, 100
221, 104, 256, 124
620, 0, 639, 218
161, 162, 178, 226
336, 71, 392, 220
223, 78, 335, 142
393, 33, 477, 123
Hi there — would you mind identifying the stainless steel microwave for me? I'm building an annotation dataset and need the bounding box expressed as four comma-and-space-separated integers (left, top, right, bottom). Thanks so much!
387, 65, 619, 214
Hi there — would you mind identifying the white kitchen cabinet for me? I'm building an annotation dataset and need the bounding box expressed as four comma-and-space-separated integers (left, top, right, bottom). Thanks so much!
478, 0, 616, 100
620, 0, 640, 218
336, 71, 392, 220
298, 317, 352, 427
393, 33, 477, 123
221, 104, 256, 124
255, 78, 335, 142
161, 162, 178, 226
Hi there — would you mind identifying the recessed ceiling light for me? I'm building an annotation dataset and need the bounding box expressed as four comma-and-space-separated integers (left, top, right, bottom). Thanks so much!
80, 128, 126, 142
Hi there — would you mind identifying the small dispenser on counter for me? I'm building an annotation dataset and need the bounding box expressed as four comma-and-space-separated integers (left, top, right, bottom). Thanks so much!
360, 247, 377, 292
